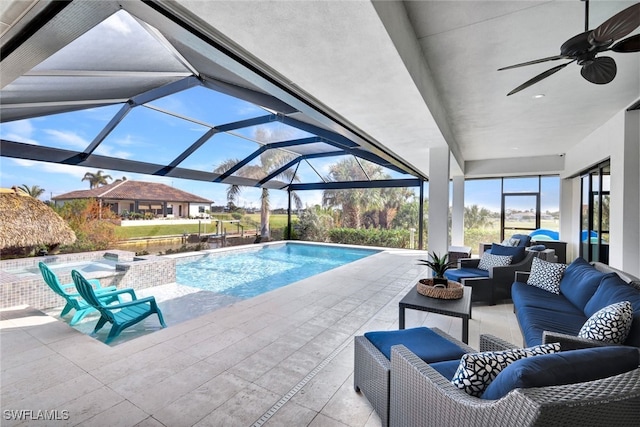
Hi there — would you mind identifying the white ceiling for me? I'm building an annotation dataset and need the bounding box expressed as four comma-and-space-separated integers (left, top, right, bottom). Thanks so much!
2, 0, 639, 180
166, 0, 638, 178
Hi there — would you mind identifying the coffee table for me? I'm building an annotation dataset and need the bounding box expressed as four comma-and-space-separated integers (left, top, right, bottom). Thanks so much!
399, 285, 472, 343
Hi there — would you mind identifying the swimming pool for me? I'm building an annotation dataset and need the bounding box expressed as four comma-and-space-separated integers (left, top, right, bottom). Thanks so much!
176, 243, 379, 298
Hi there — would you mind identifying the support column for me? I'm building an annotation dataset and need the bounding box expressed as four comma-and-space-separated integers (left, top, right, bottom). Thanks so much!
621, 110, 640, 275
451, 175, 465, 246
428, 147, 450, 256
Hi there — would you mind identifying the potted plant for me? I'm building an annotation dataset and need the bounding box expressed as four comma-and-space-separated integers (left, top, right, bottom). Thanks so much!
418, 252, 456, 288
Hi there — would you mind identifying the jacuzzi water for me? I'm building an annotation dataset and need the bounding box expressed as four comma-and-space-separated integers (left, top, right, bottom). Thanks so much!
3, 258, 119, 277
176, 243, 379, 298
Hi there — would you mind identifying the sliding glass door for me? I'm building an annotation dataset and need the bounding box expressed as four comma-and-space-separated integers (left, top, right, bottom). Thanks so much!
580, 161, 610, 264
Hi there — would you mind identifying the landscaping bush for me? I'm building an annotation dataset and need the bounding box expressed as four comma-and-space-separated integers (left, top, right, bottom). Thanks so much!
328, 228, 410, 248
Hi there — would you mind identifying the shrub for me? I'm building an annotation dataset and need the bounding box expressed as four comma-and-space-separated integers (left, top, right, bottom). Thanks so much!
328, 228, 410, 248
54, 198, 118, 252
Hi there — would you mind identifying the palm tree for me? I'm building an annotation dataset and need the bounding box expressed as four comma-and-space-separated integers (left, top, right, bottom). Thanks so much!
378, 186, 414, 229
322, 158, 386, 228
464, 204, 494, 229
81, 170, 112, 189
214, 150, 302, 239
17, 184, 45, 199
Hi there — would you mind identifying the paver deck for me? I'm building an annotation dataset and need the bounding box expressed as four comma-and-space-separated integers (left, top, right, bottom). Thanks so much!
1, 249, 523, 426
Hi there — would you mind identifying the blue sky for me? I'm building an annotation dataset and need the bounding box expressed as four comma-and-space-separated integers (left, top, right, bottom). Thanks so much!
0, 85, 412, 209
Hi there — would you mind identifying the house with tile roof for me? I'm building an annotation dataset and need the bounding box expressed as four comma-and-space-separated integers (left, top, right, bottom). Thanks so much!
53, 180, 213, 219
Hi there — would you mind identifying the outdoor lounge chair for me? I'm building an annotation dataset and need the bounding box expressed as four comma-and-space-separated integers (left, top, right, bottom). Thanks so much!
71, 270, 166, 344
38, 261, 119, 325
355, 328, 517, 426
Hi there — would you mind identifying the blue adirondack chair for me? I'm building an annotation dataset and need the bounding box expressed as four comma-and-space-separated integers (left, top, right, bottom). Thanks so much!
71, 270, 166, 344
38, 262, 120, 325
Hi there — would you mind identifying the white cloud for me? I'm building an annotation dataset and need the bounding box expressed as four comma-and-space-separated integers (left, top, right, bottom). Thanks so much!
103, 12, 133, 35
0, 120, 39, 145
93, 144, 133, 159
44, 129, 88, 149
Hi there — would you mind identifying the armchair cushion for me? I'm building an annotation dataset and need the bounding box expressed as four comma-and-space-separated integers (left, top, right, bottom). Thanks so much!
511, 234, 532, 247
364, 327, 467, 363
578, 301, 634, 344
526, 257, 566, 294
491, 243, 526, 264
451, 342, 560, 397
501, 237, 520, 246
478, 253, 512, 271
481, 346, 639, 400
444, 267, 488, 282
560, 257, 607, 310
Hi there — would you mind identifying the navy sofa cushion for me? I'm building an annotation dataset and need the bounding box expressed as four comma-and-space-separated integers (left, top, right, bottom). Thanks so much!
445, 268, 489, 282
365, 327, 467, 362
511, 282, 584, 316
430, 359, 461, 381
491, 243, 526, 264
560, 257, 607, 311
584, 273, 640, 317
516, 306, 587, 346
481, 346, 640, 400
583, 273, 640, 347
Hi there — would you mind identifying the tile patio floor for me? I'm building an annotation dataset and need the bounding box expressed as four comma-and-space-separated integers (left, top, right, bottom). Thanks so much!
1, 249, 523, 426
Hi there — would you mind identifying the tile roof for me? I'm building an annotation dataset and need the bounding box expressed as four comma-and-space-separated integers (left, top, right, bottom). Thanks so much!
53, 180, 213, 204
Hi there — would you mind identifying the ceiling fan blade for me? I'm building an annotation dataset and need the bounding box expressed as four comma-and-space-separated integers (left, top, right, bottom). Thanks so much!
581, 56, 617, 84
590, 3, 640, 45
506, 62, 574, 96
498, 55, 568, 71
610, 34, 640, 53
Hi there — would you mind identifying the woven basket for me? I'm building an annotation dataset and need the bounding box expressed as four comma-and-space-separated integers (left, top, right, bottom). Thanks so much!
417, 279, 464, 299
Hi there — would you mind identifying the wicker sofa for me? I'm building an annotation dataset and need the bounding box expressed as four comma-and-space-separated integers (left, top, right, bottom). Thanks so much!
390, 343, 640, 427
354, 328, 513, 427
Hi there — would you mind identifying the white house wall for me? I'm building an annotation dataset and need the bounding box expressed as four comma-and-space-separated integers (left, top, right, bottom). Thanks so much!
561, 108, 640, 276
188, 204, 210, 218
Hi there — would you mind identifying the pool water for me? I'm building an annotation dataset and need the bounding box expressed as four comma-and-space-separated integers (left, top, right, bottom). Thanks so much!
176, 243, 379, 298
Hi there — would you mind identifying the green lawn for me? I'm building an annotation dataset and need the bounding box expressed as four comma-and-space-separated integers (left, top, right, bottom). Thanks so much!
115, 214, 294, 239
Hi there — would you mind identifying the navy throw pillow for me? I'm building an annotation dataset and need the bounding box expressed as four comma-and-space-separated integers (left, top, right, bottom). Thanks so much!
491, 243, 526, 264
364, 327, 467, 363
481, 346, 639, 400
560, 257, 607, 310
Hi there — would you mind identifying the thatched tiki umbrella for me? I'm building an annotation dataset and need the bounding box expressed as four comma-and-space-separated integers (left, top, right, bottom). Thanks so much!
0, 188, 76, 255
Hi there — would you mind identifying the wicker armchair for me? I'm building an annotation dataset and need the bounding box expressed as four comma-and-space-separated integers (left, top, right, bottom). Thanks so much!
354, 328, 515, 427
390, 339, 640, 427
458, 251, 535, 305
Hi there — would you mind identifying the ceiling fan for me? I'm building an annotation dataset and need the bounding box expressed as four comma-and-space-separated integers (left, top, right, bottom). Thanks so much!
499, 1, 640, 96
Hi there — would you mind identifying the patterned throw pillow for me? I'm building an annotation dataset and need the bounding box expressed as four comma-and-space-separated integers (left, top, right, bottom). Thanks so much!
451, 343, 560, 397
501, 238, 520, 247
578, 301, 634, 344
477, 253, 512, 271
526, 257, 566, 294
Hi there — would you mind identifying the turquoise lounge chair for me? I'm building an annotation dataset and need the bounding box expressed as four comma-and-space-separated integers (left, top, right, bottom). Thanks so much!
38, 262, 119, 325
71, 270, 166, 344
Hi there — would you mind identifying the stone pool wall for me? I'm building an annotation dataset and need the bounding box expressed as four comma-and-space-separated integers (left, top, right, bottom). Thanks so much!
0, 250, 176, 310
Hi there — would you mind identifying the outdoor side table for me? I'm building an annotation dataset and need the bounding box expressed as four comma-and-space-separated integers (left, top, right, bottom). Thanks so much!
399, 285, 472, 343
